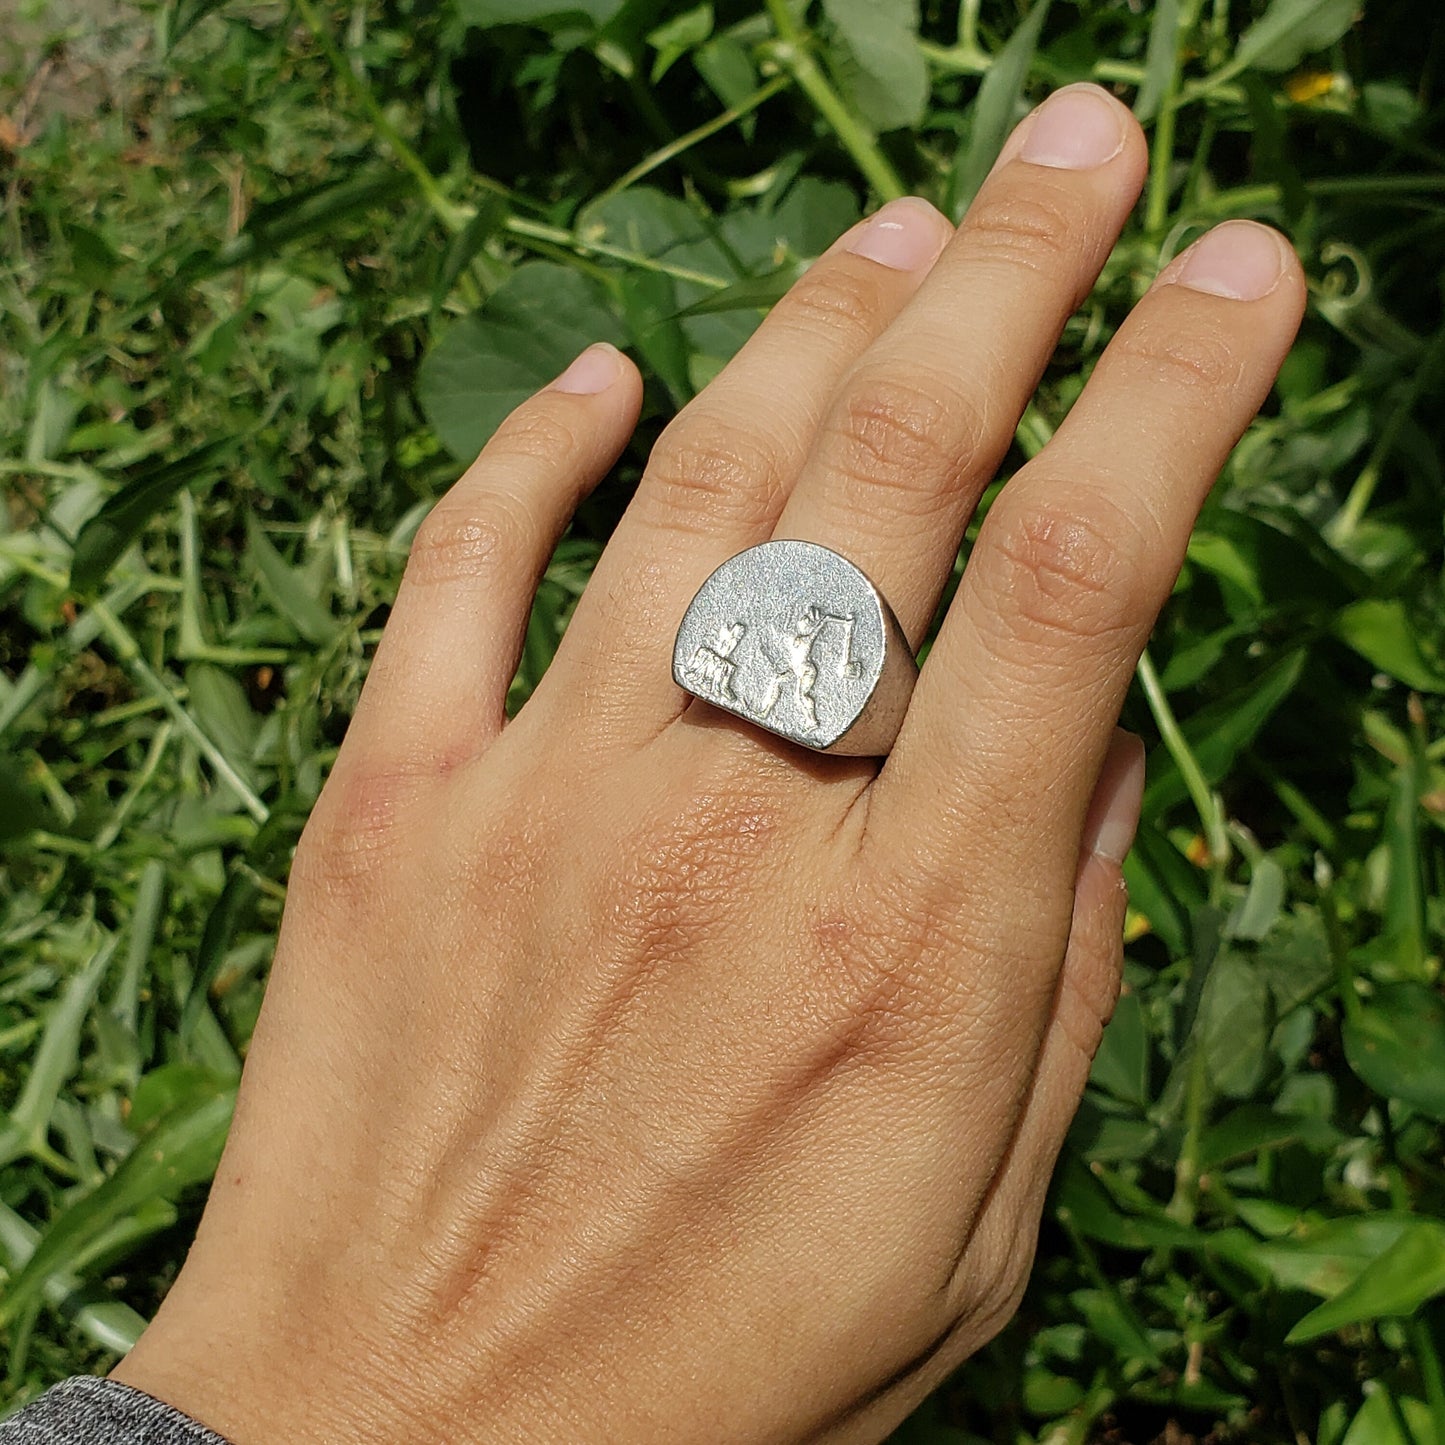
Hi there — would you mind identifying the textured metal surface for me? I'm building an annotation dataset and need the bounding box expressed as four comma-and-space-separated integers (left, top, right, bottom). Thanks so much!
672, 540, 917, 756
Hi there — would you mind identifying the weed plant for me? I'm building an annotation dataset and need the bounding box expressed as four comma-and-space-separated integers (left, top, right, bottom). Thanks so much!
2, 1, 1444, 1440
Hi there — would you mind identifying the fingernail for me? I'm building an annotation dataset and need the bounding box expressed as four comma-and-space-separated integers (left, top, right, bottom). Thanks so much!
845, 197, 948, 271
1018, 84, 1126, 170
551, 342, 624, 394
1082, 729, 1146, 865
1172, 221, 1288, 300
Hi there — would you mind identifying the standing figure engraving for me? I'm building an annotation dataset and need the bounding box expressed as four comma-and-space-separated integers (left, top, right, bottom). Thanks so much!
757, 606, 861, 733
682, 621, 746, 703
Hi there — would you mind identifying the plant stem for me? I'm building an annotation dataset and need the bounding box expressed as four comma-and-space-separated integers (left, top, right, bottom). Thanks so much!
1316, 854, 1362, 1028
503, 217, 731, 289
957, 0, 981, 52
90, 603, 269, 824
1168, 1040, 1211, 1225
598, 76, 790, 204
1332, 321, 1445, 540
1413, 1312, 1445, 1445
1137, 648, 1230, 873
1145, 0, 1197, 238
94, 721, 173, 853
763, 0, 905, 202
292, 0, 473, 233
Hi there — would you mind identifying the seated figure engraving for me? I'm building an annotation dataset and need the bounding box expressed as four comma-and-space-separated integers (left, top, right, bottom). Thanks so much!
683, 621, 746, 702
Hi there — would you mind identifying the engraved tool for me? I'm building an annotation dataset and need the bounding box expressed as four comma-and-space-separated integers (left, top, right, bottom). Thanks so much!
673, 540, 918, 756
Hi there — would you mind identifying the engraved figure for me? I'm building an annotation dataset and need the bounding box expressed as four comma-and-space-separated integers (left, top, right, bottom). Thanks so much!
682, 621, 746, 703
757, 606, 860, 733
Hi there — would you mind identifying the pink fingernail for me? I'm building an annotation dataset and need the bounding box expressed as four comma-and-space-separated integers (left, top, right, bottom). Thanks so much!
845, 197, 949, 271
1173, 221, 1289, 301
551, 342, 624, 394
1082, 730, 1146, 865
1018, 84, 1126, 170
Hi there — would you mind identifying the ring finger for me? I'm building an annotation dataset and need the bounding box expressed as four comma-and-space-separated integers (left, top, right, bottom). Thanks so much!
545, 197, 956, 740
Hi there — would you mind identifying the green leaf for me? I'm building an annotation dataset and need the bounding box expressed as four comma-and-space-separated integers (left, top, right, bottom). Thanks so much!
181, 867, 261, 1049
418, 262, 626, 460
0, 1085, 236, 1327
648, 3, 712, 83
1287, 1222, 1445, 1342
1379, 757, 1429, 977
129, 1063, 230, 1133
1233, 0, 1358, 74
577, 188, 758, 380
0, 939, 117, 1168
765, 176, 862, 259
431, 195, 509, 315
1200, 948, 1271, 1099
618, 269, 693, 406
245, 514, 337, 646
1201, 1103, 1343, 1169
210, 170, 410, 275
1144, 649, 1307, 814
1134, 0, 1181, 122
456, 0, 624, 28
0, 1203, 147, 1356
0, 752, 53, 845
1335, 599, 1445, 693
157, 0, 236, 52
1052, 1154, 1202, 1251
184, 664, 261, 792
948, 0, 1052, 212
1227, 855, 1286, 941
1343, 981, 1445, 1120
1256, 909, 1334, 1016
1341, 1385, 1439, 1445
694, 35, 758, 113
1122, 820, 1205, 959
822, 0, 929, 133
1238, 1214, 1418, 1297
1089, 988, 1151, 1107
63, 223, 121, 290
69, 439, 237, 592
670, 262, 806, 319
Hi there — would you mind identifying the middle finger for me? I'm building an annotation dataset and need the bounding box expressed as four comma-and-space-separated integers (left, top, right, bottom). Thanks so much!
774, 83, 1148, 646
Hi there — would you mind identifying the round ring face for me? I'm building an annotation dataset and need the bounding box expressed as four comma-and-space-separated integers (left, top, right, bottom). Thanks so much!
672, 540, 890, 752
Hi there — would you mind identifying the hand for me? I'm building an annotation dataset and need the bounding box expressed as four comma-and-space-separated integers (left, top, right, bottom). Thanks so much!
113, 84, 1303, 1444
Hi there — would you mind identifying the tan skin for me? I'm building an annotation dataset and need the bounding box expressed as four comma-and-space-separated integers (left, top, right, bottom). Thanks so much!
111, 85, 1304, 1443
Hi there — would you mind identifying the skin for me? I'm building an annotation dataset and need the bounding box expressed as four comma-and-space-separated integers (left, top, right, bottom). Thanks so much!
111, 85, 1305, 1444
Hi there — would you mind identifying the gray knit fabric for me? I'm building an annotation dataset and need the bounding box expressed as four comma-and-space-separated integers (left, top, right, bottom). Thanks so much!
0, 1378, 229, 1444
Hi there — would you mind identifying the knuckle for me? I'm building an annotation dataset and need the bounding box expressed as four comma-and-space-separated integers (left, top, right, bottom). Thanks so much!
488, 405, 584, 467
959, 1249, 1035, 1345
407, 495, 531, 588
977, 488, 1152, 643
779, 261, 886, 340
1110, 313, 1245, 393
962, 184, 1076, 275
794, 884, 965, 1068
822, 369, 985, 507
642, 412, 787, 534
601, 782, 785, 957
291, 764, 414, 901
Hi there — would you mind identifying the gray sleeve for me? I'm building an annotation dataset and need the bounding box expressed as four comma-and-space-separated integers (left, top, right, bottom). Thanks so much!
0, 1378, 230, 1445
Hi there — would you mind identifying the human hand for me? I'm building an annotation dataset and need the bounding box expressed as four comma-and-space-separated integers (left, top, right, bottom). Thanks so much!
112, 84, 1304, 1444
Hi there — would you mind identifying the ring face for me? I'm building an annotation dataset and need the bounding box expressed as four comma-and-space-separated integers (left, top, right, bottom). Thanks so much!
672, 540, 915, 755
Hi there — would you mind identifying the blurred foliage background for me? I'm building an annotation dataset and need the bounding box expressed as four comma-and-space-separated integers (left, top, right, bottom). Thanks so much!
2, 0, 1445, 1439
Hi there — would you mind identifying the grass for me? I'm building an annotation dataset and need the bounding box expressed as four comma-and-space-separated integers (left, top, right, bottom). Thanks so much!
2, 0, 1445, 1440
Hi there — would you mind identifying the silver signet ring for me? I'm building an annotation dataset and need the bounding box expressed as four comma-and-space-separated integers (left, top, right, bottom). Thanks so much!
672, 540, 918, 757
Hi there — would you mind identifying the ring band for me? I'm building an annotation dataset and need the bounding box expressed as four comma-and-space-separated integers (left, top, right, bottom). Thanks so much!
672, 540, 918, 756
